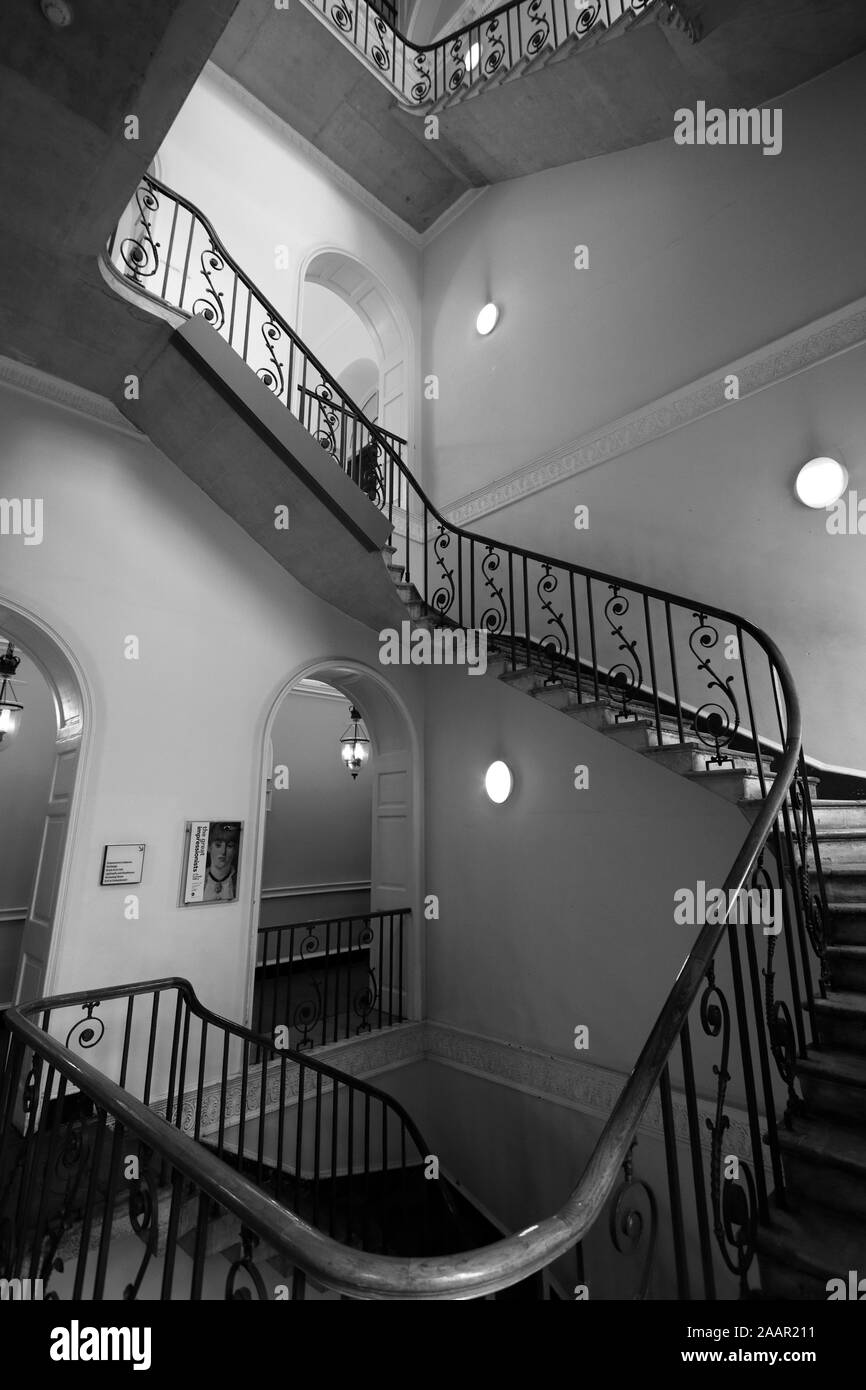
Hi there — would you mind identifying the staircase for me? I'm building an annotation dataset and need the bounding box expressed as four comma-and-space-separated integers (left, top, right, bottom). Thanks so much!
384, 547, 866, 1299
756, 799, 866, 1299
1, 173, 853, 1300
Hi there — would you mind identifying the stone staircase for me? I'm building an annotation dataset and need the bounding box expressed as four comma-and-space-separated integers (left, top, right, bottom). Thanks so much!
384, 546, 866, 1300
418, 0, 674, 116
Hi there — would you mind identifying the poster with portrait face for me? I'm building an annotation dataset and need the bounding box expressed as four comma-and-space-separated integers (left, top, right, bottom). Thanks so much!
181, 821, 242, 905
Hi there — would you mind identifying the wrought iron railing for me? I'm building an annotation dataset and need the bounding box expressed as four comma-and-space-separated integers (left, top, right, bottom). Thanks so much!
100, 177, 832, 1298
254, 909, 408, 1048
302, 0, 672, 108
0, 979, 460, 1299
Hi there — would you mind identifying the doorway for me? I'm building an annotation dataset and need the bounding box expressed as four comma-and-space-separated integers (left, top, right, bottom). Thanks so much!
0, 601, 89, 1007
246, 660, 422, 1042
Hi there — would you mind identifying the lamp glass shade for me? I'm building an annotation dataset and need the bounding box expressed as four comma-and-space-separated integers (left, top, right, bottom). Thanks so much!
795, 457, 848, 509
0, 698, 22, 750
476, 303, 499, 336
485, 760, 513, 803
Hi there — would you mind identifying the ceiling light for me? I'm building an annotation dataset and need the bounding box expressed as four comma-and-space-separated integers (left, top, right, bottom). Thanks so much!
340, 705, 370, 780
0, 643, 23, 752
41, 0, 74, 26
794, 457, 848, 509
485, 761, 513, 804
476, 303, 499, 336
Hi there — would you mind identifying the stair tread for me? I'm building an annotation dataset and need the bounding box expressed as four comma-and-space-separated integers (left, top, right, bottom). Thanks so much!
777, 1114, 866, 1172
798, 1048, 866, 1088
813, 990, 866, 1017
826, 944, 866, 959
757, 1199, 866, 1278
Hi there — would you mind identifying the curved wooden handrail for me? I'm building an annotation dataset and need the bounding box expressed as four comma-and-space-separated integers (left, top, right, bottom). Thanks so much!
6, 677, 800, 1302
94, 175, 817, 1297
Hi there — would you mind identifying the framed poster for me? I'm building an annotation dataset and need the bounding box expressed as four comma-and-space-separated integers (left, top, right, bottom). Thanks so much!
181, 821, 242, 905
100, 844, 145, 886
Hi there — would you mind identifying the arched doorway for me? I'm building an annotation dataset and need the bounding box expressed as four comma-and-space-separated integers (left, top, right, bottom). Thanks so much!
0, 600, 89, 1005
300, 250, 411, 449
245, 659, 422, 1037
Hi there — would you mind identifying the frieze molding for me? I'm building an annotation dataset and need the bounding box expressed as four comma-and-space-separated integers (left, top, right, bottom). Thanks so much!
443, 295, 866, 528
159, 1018, 753, 1162
0, 355, 142, 439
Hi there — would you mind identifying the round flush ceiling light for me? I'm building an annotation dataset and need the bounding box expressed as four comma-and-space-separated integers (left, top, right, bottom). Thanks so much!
485, 760, 513, 804
794, 456, 848, 509
466, 41, 482, 72
41, 0, 74, 26
476, 303, 499, 336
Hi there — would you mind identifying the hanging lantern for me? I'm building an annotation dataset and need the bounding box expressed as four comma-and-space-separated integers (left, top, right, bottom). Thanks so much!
339, 705, 370, 780
0, 643, 23, 752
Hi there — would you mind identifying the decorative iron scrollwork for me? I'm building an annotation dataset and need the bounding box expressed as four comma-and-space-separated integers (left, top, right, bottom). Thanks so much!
410, 50, 432, 102
120, 181, 160, 284
604, 586, 643, 717
479, 546, 507, 634
482, 18, 506, 76
292, 980, 323, 1052
537, 565, 570, 681
226, 1227, 268, 1300
790, 769, 830, 990
574, 1, 603, 36
431, 526, 456, 615
447, 36, 468, 91
753, 854, 802, 1121
353, 969, 378, 1033
689, 612, 740, 764
370, 16, 392, 72
124, 1147, 160, 1300
608, 1139, 657, 1299
700, 967, 757, 1295
192, 245, 226, 332
330, 0, 354, 31
311, 384, 340, 459
526, 0, 551, 55
257, 320, 285, 399
65, 1001, 104, 1052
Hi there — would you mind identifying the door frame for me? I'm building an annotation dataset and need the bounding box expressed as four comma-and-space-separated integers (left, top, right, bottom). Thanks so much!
243, 657, 424, 1032
0, 597, 92, 1003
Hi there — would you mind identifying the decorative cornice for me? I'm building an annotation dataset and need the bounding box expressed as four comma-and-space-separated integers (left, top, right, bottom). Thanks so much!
443, 295, 866, 527
0, 355, 142, 440
259, 878, 371, 900
0, 907, 28, 924
204, 62, 484, 250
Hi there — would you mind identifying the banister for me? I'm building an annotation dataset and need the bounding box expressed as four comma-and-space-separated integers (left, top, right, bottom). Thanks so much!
5, 682, 801, 1303
97, 174, 827, 1297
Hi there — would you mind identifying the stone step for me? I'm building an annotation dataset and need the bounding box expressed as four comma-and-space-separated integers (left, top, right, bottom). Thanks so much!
685, 768, 768, 806
798, 1048, 866, 1125
756, 1200, 866, 1300
777, 1114, 866, 1219
811, 800, 866, 830
811, 992, 866, 1055
826, 945, 866, 995
807, 828, 866, 866
531, 684, 582, 712
826, 902, 866, 944
822, 868, 866, 905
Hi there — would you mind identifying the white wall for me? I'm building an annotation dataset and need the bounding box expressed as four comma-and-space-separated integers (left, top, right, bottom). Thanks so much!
458, 343, 866, 771
158, 64, 422, 465
261, 686, 373, 926
0, 378, 422, 1026
421, 53, 866, 507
